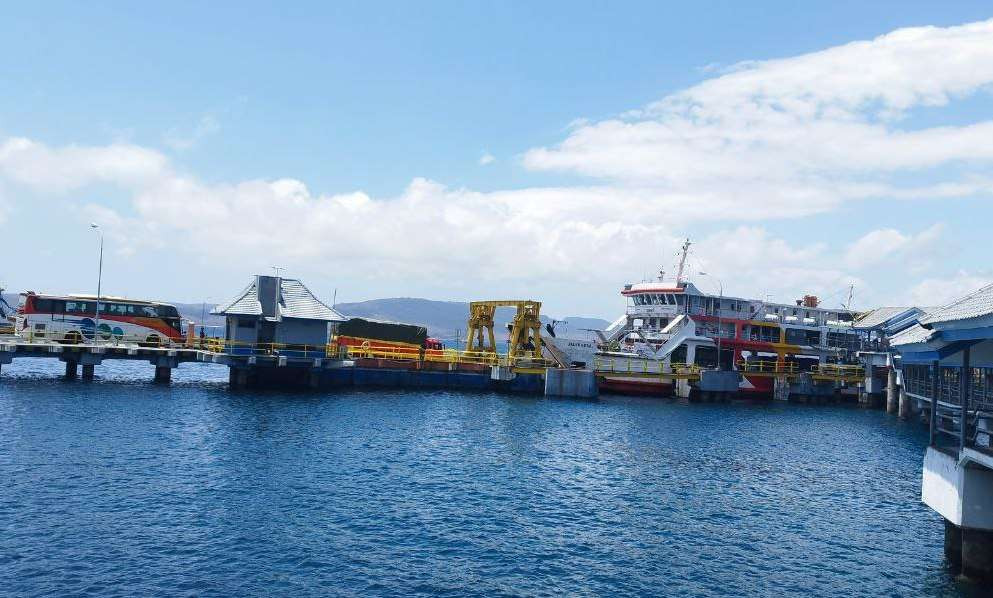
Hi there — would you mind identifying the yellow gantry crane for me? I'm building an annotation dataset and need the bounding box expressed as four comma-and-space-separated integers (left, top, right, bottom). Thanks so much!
465, 300, 543, 360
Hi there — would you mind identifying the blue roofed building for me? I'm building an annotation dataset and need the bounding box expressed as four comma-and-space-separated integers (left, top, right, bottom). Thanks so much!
890, 283, 993, 578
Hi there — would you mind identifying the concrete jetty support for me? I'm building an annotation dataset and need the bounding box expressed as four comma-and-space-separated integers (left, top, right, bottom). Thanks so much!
544, 368, 597, 399
153, 366, 172, 383
82, 364, 95, 380
898, 387, 913, 419
886, 369, 898, 415
923, 447, 993, 580
64, 360, 78, 379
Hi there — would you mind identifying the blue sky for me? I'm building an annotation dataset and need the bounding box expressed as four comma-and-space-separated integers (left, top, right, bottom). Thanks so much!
2, 2, 992, 318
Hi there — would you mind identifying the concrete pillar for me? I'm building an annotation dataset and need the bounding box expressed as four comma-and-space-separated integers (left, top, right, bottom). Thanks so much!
886, 369, 898, 415
82, 364, 95, 380
153, 366, 172, 383
963, 527, 993, 581
544, 368, 597, 398
945, 520, 963, 568
898, 388, 912, 419
229, 368, 249, 388
65, 361, 78, 379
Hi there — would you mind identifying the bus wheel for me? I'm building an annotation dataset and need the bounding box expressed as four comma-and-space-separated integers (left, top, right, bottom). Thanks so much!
63, 331, 82, 345
143, 334, 161, 348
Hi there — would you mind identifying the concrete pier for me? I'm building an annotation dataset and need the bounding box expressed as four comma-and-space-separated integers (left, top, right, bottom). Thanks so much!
544, 368, 597, 398
81, 364, 95, 380
886, 369, 898, 415
898, 388, 912, 419
963, 527, 993, 580
923, 447, 993, 580
946, 520, 963, 567
153, 366, 172, 383
64, 361, 78, 379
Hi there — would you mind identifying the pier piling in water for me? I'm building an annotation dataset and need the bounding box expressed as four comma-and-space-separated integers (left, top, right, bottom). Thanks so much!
153, 366, 172, 383
82, 364, 95, 380
64, 361, 78, 379
898, 388, 912, 419
946, 520, 963, 567
886, 369, 898, 415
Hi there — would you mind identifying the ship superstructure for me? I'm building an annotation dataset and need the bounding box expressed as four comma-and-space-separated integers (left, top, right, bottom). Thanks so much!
546, 240, 863, 396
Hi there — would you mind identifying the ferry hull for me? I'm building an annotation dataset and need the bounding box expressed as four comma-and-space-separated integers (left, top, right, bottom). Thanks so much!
597, 376, 674, 396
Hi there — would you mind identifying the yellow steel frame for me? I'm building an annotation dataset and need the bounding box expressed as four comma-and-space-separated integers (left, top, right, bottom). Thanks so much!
465, 300, 543, 360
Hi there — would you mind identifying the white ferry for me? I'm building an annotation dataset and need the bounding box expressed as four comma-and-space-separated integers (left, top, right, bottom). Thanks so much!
544, 240, 862, 397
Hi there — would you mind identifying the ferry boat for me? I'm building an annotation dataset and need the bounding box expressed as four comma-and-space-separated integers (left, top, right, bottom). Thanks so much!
544, 240, 862, 397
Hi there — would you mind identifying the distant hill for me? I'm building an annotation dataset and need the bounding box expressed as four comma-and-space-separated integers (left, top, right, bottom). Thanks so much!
2, 293, 609, 342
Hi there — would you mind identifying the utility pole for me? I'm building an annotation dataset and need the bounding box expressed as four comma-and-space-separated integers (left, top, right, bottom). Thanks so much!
90, 223, 104, 343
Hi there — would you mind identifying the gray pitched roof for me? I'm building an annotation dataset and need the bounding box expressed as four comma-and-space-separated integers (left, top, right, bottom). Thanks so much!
889, 323, 934, 347
213, 277, 346, 322
919, 283, 993, 326
852, 306, 914, 330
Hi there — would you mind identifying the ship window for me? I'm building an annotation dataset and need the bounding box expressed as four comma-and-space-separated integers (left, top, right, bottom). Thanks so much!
673, 295, 685, 305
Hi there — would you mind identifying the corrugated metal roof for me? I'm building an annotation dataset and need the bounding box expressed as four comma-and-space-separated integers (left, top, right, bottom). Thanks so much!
213, 277, 346, 322
919, 283, 993, 326
852, 306, 914, 330
889, 323, 933, 347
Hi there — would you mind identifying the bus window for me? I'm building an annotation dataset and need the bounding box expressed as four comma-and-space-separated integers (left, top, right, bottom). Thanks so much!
65, 301, 94, 315
141, 305, 159, 317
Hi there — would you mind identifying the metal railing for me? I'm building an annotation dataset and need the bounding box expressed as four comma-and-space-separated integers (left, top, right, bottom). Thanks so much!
904, 363, 993, 451
592, 357, 701, 377
736, 361, 797, 375
343, 344, 555, 370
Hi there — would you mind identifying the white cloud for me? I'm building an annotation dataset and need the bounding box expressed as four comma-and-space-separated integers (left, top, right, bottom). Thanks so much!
523, 19, 993, 211
843, 224, 944, 269
478, 151, 495, 165
3, 19, 993, 313
907, 272, 993, 307
0, 137, 168, 192
163, 115, 220, 151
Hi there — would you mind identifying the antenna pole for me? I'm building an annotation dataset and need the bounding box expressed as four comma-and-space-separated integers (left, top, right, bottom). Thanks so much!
675, 238, 692, 286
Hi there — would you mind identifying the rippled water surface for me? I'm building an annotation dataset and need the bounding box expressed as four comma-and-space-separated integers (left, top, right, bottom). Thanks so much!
0, 359, 979, 596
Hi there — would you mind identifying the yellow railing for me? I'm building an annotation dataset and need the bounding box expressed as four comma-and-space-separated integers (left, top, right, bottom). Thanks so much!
342, 344, 554, 369
811, 363, 865, 379
593, 357, 701, 377
736, 361, 798, 374
8, 330, 560, 369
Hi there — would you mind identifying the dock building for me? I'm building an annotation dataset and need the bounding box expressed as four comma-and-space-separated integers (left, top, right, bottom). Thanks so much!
890, 283, 993, 580
853, 306, 928, 407
213, 275, 345, 349
212, 275, 348, 386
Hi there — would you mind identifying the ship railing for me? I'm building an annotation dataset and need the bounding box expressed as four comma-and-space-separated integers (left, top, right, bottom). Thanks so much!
810, 363, 865, 379
593, 356, 700, 376
735, 360, 797, 374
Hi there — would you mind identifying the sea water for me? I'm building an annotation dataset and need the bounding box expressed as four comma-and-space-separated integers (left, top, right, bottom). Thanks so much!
0, 359, 980, 596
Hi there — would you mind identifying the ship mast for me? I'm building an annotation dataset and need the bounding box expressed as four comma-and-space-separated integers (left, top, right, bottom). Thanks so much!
674, 238, 692, 286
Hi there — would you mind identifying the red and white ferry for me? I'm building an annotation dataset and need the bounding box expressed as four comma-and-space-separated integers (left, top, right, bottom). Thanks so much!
544, 240, 862, 398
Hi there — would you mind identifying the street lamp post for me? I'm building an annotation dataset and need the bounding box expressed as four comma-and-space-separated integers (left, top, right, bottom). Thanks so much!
699, 272, 724, 370
91, 223, 104, 343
